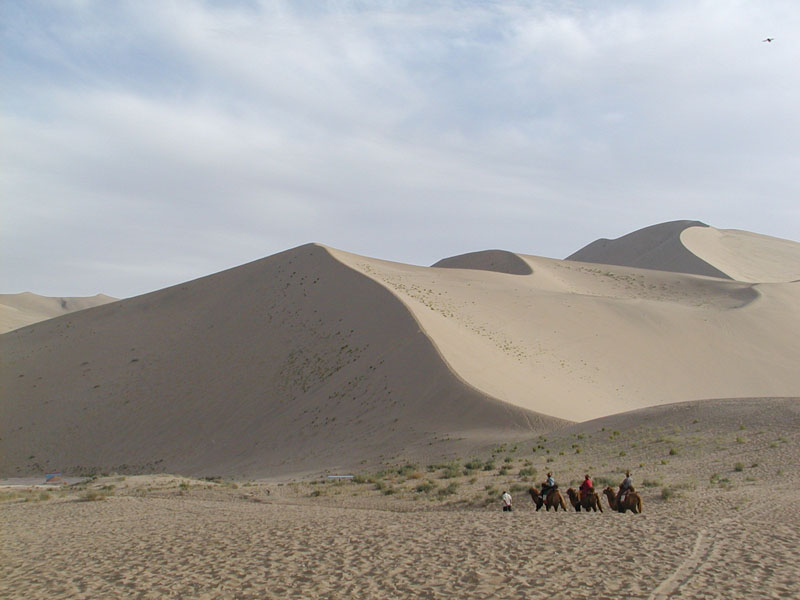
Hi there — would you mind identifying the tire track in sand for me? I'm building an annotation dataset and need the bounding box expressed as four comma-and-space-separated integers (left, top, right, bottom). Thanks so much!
648, 501, 762, 599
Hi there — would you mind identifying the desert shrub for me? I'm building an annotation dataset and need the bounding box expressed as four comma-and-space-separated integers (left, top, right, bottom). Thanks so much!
594, 476, 615, 487
397, 463, 418, 477
661, 486, 685, 501
38, 492, 52, 502
437, 482, 458, 497
352, 474, 369, 484
382, 487, 396, 495
440, 463, 461, 479
668, 448, 677, 456
519, 467, 536, 477
406, 471, 423, 480
510, 483, 528, 493
464, 459, 483, 471
642, 479, 661, 488
373, 480, 386, 491
83, 490, 108, 502
483, 462, 495, 471
734, 462, 745, 472
735, 437, 747, 444
503, 456, 513, 463
618, 451, 626, 457
415, 481, 435, 494
309, 489, 323, 497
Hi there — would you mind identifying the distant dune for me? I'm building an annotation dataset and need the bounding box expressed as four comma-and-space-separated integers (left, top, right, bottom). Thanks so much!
566, 220, 800, 282
2, 221, 799, 478
566, 220, 730, 278
432, 249, 533, 275
0, 292, 117, 333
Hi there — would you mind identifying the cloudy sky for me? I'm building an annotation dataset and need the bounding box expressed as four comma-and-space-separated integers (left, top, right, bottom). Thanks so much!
2, 0, 798, 298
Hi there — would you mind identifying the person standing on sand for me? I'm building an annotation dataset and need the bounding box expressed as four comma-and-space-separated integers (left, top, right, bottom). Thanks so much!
502, 490, 513, 512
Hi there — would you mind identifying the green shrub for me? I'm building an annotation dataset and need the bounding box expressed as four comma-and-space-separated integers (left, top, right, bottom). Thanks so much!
734, 462, 745, 472
518, 467, 536, 477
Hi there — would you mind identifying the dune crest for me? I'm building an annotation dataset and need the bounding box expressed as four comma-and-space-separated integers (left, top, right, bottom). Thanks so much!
0, 292, 117, 333
566, 220, 730, 278
681, 226, 800, 283
432, 250, 533, 275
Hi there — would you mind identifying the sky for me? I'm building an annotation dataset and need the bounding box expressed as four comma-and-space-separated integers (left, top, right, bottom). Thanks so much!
2, 0, 799, 298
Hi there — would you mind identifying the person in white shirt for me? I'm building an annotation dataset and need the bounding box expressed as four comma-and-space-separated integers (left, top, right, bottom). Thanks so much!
501, 490, 513, 512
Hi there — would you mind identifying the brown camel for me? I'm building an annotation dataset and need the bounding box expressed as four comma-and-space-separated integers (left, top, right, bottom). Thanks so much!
602, 486, 642, 514
529, 486, 567, 511
566, 488, 603, 512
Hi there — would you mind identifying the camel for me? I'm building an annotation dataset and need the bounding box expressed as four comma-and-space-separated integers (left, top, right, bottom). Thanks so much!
602, 486, 642, 514
566, 487, 603, 512
528, 486, 567, 511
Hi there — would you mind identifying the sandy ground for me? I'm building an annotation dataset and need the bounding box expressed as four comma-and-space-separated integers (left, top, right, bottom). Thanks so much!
3, 398, 798, 600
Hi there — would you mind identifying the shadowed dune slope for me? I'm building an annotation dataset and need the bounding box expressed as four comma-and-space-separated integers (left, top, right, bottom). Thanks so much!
0, 244, 560, 478
432, 250, 533, 275
0, 292, 117, 333
566, 220, 731, 278
331, 247, 800, 422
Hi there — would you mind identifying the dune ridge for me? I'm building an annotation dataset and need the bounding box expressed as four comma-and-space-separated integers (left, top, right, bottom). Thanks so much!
0, 292, 117, 333
566, 220, 731, 278
0, 244, 559, 479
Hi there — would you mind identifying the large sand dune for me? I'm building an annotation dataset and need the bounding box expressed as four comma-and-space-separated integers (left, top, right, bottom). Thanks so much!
2, 222, 799, 478
0, 292, 116, 333
0, 245, 558, 479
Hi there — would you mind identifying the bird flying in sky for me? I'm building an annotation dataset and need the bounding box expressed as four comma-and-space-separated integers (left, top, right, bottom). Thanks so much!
763, 37, 775, 42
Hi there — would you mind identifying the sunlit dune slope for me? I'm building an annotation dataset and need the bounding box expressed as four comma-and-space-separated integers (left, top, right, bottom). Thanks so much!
0, 244, 558, 478
0, 292, 117, 333
681, 226, 800, 283
332, 245, 800, 421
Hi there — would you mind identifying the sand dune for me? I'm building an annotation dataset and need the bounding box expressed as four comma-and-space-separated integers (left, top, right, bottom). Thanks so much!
2, 222, 799, 480
566, 220, 731, 278
0, 292, 116, 333
0, 244, 558, 479
333, 245, 800, 421
681, 226, 800, 283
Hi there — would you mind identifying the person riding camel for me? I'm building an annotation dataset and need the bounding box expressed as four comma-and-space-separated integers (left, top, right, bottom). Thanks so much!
617, 470, 633, 508
579, 473, 593, 502
540, 472, 556, 502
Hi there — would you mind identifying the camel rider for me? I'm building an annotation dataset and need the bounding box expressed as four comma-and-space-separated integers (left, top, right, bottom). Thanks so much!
541, 472, 555, 501
617, 470, 633, 507
579, 474, 593, 502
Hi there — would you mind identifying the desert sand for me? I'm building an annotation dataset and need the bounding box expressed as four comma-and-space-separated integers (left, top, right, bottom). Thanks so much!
2, 397, 799, 599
